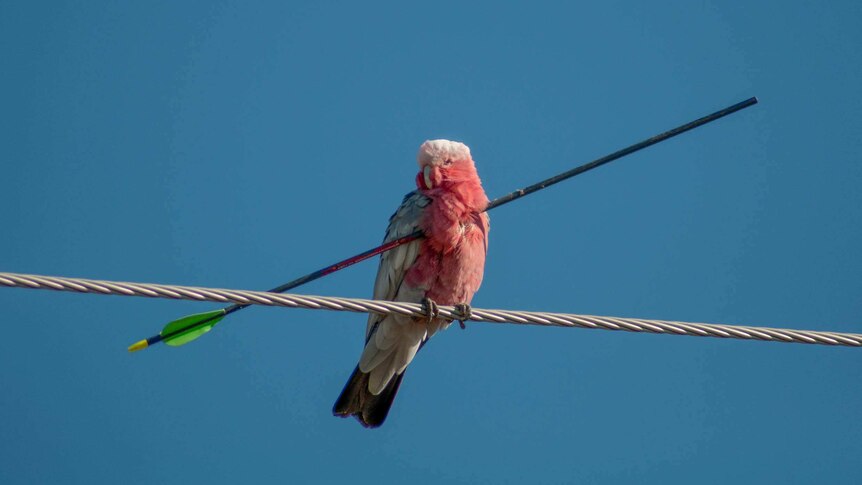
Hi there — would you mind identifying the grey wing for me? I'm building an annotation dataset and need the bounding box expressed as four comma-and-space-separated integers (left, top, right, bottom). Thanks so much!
365, 191, 429, 341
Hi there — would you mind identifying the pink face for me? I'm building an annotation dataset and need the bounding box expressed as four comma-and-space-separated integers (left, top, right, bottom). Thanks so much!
415, 158, 455, 191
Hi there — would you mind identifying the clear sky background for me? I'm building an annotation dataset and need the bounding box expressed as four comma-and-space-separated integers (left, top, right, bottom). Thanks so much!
2, 1, 861, 483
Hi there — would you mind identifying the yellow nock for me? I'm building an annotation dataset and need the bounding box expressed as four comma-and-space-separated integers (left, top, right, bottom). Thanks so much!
127, 339, 149, 353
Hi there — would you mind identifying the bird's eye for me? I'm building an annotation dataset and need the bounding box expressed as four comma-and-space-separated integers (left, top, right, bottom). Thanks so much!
443, 159, 453, 166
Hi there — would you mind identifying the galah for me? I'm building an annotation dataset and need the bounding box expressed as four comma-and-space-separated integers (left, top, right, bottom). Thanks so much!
333, 139, 490, 428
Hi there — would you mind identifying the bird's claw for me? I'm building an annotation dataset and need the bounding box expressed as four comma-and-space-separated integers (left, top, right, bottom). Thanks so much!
421, 297, 439, 324
454, 303, 472, 330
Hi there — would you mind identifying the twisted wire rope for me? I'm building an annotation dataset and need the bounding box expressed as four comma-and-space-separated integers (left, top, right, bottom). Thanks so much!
1, 271, 859, 347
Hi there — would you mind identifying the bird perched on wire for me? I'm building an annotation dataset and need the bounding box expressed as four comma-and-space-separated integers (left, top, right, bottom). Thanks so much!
333, 139, 490, 428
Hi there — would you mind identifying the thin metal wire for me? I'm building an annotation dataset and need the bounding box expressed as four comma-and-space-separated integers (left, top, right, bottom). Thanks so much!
1, 271, 859, 347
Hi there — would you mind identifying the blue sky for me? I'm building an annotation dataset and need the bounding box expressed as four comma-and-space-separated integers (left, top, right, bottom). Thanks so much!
1, 1, 861, 483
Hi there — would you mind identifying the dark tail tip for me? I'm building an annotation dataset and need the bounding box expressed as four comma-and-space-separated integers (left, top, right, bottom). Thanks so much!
333, 366, 405, 428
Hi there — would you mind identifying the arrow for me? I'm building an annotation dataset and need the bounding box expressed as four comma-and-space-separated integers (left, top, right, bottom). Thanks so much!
128, 96, 758, 352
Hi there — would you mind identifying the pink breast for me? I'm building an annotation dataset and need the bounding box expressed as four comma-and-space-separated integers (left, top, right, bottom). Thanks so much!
406, 218, 487, 305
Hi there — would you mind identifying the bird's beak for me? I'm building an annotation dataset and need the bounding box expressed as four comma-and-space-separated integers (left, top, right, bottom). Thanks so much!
423, 165, 433, 190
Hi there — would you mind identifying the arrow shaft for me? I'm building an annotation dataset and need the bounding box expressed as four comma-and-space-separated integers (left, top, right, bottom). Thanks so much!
244, 97, 759, 302
486, 97, 758, 211
241, 96, 759, 301
142, 97, 758, 348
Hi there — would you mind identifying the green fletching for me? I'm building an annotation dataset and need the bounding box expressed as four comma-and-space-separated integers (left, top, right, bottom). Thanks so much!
161, 309, 226, 347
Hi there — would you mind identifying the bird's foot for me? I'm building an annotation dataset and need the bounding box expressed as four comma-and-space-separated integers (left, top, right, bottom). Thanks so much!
453, 303, 472, 330
421, 297, 439, 324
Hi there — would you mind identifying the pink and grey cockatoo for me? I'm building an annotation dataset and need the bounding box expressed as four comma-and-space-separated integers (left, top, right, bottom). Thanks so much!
333, 139, 490, 428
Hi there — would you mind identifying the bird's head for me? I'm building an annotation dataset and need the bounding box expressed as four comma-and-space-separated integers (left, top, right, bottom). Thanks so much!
415, 139, 478, 191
